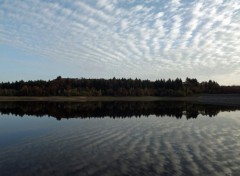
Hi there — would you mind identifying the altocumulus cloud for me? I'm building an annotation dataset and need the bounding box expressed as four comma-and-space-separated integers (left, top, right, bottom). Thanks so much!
0, 0, 239, 84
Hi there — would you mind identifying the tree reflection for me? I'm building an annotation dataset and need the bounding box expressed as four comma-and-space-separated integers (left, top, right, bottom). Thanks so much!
0, 101, 239, 120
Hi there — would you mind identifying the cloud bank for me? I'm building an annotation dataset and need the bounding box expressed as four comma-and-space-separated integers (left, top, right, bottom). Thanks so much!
0, 0, 239, 84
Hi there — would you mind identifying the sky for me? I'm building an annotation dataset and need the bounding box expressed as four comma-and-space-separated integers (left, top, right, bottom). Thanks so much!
0, 0, 239, 85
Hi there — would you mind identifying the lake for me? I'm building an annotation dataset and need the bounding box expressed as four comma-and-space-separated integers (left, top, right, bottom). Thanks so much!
0, 101, 239, 176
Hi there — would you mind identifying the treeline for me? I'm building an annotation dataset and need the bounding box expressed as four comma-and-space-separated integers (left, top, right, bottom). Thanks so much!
0, 101, 238, 120
0, 76, 239, 96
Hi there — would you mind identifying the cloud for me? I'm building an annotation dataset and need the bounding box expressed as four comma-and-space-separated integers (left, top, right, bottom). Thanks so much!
0, 0, 239, 84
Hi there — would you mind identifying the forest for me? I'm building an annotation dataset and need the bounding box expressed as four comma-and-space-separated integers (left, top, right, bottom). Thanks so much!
0, 76, 239, 96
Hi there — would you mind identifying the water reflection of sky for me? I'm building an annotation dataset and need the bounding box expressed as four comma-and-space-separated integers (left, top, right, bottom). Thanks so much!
0, 111, 240, 176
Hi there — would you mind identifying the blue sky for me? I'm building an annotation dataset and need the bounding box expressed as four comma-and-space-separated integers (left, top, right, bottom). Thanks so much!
0, 0, 239, 85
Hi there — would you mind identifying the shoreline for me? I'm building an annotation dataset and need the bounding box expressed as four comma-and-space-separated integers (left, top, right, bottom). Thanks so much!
0, 94, 240, 106
0, 95, 198, 102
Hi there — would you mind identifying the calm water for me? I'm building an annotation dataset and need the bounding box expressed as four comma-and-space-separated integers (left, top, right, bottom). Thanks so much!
0, 101, 240, 176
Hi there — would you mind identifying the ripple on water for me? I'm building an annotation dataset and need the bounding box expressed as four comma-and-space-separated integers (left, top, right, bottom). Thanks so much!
0, 113, 240, 176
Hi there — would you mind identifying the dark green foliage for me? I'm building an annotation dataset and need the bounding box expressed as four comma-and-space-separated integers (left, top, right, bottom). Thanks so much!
0, 77, 239, 96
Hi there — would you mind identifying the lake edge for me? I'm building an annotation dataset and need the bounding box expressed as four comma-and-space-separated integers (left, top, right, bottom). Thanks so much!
0, 94, 240, 106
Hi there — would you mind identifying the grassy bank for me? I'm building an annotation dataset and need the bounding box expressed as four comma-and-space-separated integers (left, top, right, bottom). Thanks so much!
0, 94, 240, 106
0, 96, 197, 102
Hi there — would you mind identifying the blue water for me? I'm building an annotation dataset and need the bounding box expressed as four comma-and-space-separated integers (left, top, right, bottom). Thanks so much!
0, 105, 240, 176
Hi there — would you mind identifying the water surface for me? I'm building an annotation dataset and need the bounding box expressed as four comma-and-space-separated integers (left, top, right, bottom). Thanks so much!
0, 101, 239, 176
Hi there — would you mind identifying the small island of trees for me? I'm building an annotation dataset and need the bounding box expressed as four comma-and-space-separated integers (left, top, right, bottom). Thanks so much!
0, 77, 239, 96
